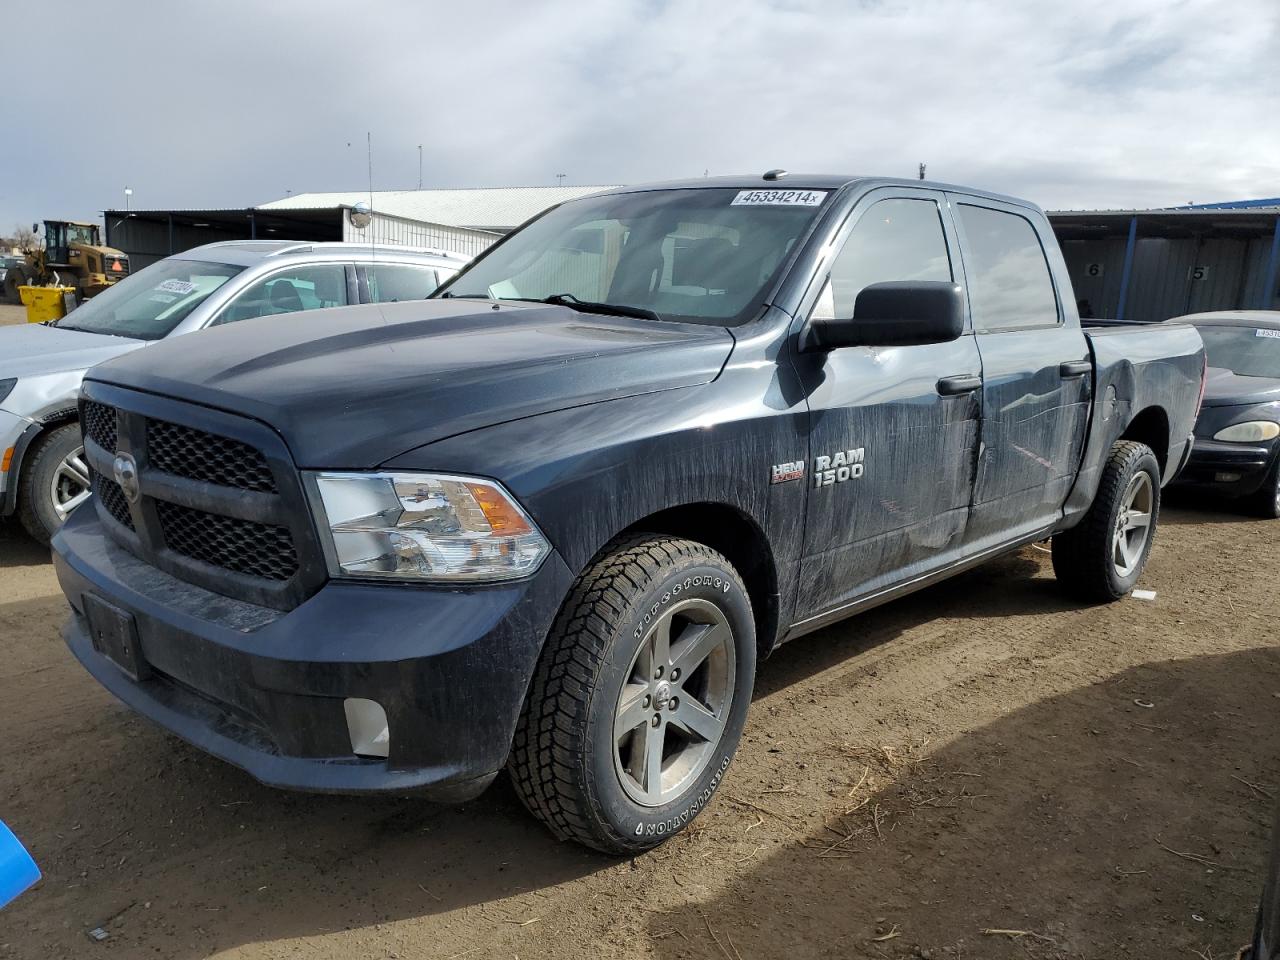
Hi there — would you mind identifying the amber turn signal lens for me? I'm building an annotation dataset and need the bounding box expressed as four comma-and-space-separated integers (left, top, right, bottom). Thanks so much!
465, 482, 533, 533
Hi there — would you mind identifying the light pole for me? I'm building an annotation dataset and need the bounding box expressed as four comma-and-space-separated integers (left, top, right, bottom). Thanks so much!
124, 187, 132, 212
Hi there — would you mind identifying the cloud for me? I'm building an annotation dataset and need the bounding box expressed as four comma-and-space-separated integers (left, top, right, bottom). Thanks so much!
1, 0, 1276, 232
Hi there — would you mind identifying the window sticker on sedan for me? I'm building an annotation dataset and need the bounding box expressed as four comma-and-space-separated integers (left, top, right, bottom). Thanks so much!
731, 189, 827, 207
156, 279, 196, 295
1255, 328, 1280, 339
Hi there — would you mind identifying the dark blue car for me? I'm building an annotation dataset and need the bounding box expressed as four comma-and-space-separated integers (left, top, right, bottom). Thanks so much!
1168, 311, 1280, 517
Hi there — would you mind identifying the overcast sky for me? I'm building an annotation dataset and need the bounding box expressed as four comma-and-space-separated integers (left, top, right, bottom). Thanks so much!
2, 0, 1276, 232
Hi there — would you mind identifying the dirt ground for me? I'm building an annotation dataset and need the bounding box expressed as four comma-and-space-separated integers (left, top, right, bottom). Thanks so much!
1, 303, 28, 326
1, 495, 1278, 960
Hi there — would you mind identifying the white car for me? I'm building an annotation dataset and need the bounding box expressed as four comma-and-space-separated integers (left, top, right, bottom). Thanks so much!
0, 240, 469, 544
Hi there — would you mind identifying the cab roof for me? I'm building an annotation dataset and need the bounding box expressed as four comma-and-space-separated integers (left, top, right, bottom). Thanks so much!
592, 174, 1040, 211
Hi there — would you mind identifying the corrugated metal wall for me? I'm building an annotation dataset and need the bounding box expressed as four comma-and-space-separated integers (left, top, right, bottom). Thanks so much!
347, 213, 499, 257
107, 217, 249, 270
1058, 231, 1280, 321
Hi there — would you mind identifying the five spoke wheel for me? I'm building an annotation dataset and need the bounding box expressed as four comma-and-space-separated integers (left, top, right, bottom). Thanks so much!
613, 598, 735, 806
50, 444, 91, 522
1112, 471, 1153, 577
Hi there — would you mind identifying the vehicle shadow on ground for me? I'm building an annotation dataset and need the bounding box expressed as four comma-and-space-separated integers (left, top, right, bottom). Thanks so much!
650, 646, 1280, 958
0, 520, 48, 566
757, 549, 1072, 698
1161, 498, 1259, 525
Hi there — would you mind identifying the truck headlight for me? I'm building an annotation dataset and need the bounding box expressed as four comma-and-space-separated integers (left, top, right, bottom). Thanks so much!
1213, 421, 1280, 443
307, 471, 550, 581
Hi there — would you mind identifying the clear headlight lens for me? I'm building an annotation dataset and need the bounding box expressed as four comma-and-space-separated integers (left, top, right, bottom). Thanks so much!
1213, 421, 1280, 443
308, 471, 550, 581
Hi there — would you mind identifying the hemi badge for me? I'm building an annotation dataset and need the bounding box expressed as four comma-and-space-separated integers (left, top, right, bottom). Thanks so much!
771, 460, 805, 484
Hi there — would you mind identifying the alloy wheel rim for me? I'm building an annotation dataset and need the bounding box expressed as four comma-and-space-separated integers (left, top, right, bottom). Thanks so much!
1113, 471, 1154, 577
613, 597, 736, 807
50, 444, 91, 521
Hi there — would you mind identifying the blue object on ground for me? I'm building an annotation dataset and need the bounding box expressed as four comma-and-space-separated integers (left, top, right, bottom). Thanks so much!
0, 819, 39, 909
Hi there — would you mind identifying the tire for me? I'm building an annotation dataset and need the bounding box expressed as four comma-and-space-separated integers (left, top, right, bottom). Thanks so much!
3, 268, 25, 304
1052, 440, 1161, 602
508, 534, 756, 854
17, 423, 91, 546
1251, 462, 1280, 519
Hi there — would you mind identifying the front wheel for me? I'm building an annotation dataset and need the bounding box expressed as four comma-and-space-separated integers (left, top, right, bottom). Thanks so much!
1251, 462, 1280, 519
508, 534, 756, 854
17, 423, 91, 546
1052, 440, 1161, 601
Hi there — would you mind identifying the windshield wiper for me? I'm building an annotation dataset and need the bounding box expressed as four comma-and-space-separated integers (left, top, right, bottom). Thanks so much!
439, 290, 490, 299
536, 293, 661, 322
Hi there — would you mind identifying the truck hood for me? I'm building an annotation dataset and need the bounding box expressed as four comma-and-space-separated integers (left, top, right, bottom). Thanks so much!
86, 299, 735, 467
1200, 366, 1280, 408
0, 323, 142, 377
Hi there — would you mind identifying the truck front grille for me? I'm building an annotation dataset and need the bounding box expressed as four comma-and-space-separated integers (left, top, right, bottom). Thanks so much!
155, 501, 297, 581
91, 468, 134, 531
79, 388, 323, 611
147, 419, 278, 493
83, 400, 117, 451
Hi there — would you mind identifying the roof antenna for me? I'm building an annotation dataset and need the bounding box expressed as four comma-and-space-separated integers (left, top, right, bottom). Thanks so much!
918, 162, 927, 181
367, 131, 375, 263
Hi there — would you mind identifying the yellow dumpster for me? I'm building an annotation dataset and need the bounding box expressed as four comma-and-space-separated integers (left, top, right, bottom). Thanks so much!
18, 286, 77, 323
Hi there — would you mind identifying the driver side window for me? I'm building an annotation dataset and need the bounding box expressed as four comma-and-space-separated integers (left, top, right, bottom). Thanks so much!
812, 198, 953, 321
214, 264, 349, 325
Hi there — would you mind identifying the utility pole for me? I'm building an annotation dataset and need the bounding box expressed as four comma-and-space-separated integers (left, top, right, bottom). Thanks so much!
124, 186, 132, 212
418, 145, 423, 190
556, 173, 566, 187
918, 162, 927, 181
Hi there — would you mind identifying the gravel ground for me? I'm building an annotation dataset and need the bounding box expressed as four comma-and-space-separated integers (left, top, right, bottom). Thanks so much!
0, 494, 1277, 959
0, 303, 29, 326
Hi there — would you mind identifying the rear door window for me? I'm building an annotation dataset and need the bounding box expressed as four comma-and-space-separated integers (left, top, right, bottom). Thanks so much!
956, 204, 1059, 332
214, 264, 349, 325
365, 263, 441, 303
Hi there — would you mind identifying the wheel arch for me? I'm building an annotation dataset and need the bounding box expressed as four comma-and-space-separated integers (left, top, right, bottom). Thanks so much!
3, 411, 81, 516
616, 501, 781, 660
1118, 405, 1170, 476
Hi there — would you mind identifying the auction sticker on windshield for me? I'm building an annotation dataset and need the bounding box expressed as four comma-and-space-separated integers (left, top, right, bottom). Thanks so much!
157, 279, 196, 296
731, 190, 827, 206
1256, 329, 1280, 339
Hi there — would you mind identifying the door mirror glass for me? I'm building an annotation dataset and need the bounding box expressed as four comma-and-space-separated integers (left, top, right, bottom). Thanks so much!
807, 281, 965, 349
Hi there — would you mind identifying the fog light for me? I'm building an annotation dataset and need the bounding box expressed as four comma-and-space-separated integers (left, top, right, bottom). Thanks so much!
1215, 471, 1242, 483
343, 698, 390, 758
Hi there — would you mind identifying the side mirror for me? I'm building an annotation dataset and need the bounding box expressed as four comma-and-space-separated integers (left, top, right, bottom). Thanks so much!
805, 281, 965, 350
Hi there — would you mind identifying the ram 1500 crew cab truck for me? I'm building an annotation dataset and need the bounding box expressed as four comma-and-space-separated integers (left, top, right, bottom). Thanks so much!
53, 174, 1206, 853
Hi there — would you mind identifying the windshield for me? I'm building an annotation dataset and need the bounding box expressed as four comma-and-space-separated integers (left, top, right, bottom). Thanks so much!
66, 224, 98, 246
1196, 324, 1280, 380
437, 187, 830, 325
57, 258, 244, 340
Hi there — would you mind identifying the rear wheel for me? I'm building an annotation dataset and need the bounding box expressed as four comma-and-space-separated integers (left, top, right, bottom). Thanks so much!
1052, 440, 1161, 601
17, 423, 90, 546
508, 534, 755, 854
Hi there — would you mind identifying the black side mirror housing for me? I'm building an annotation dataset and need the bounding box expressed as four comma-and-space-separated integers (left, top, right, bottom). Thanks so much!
804, 281, 966, 350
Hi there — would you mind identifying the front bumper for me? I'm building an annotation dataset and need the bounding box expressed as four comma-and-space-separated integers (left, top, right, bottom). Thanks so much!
1170, 437, 1278, 498
0, 409, 37, 514
53, 505, 574, 798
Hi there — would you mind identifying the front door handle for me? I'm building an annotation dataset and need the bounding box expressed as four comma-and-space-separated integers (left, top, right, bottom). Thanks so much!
1060, 359, 1091, 378
937, 374, 982, 396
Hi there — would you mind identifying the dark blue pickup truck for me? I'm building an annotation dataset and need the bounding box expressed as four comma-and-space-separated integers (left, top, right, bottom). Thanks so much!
53, 174, 1206, 853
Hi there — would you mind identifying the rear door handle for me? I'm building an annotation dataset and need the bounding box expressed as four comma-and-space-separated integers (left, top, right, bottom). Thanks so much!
936, 374, 982, 396
1060, 360, 1091, 378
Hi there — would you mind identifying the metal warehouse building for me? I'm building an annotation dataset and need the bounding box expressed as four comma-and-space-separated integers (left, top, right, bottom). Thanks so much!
103, 185, 616, 269
1048, 199, 1280, 322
